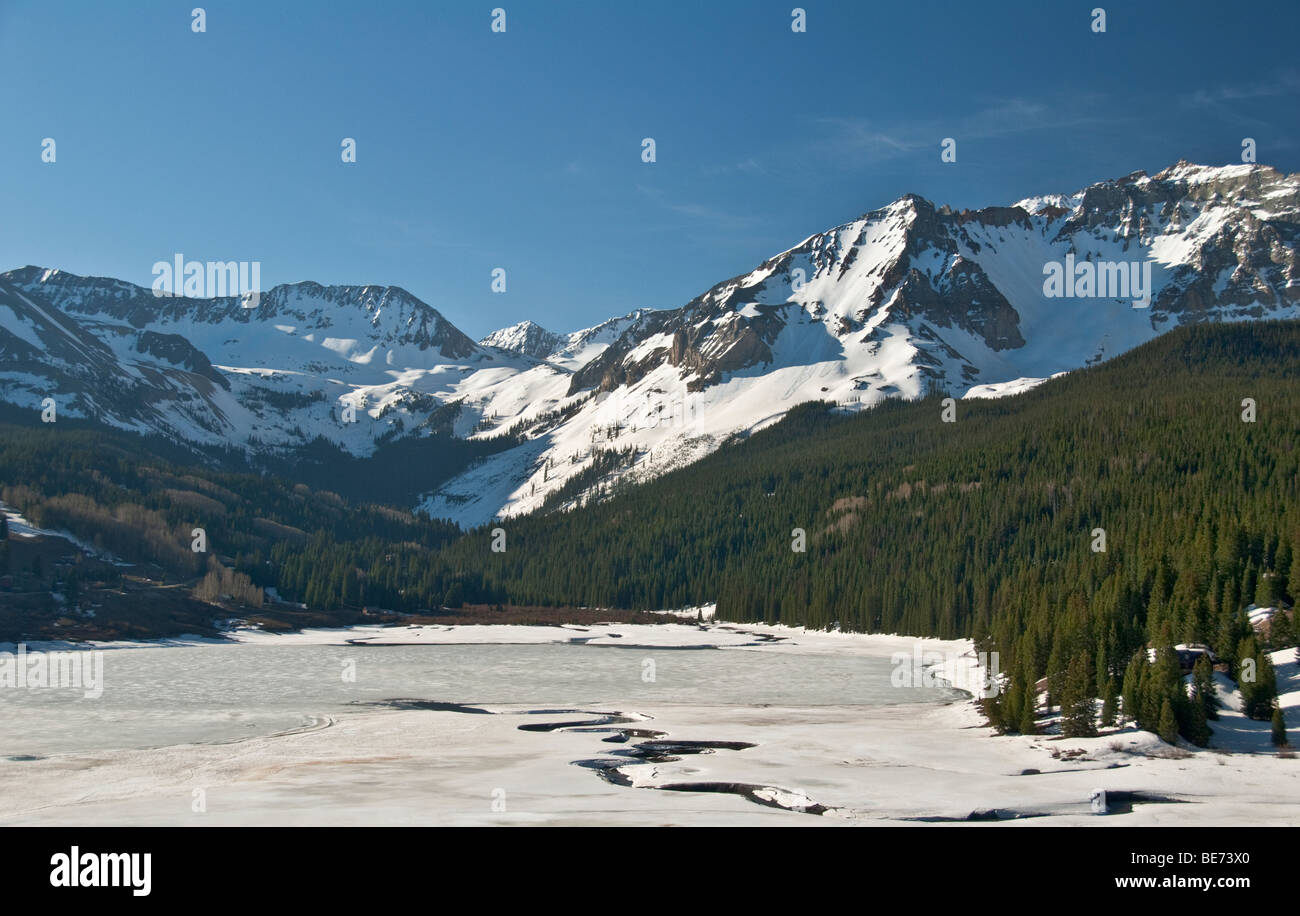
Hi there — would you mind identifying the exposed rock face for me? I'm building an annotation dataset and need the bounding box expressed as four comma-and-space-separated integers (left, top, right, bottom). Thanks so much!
0, 269, 490, 449
2, 162, 1298, 525
479, 320, 565, 360
134, 330, 231, 390
561, 162, 1299, 401
3, 267, 480, 361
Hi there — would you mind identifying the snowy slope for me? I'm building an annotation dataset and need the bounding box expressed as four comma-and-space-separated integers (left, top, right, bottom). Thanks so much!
478, 320, 564, 360
0, 270, 575, 457
420, 162, 1300, 525
3, 161, 1298, 526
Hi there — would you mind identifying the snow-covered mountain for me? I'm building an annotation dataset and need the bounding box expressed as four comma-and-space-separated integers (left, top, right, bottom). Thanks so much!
423, 161, 1299, 524
478, 313, 657, 370
3, 162, 1297, 526
0, 269, 535, 452
479, 320, 564, 360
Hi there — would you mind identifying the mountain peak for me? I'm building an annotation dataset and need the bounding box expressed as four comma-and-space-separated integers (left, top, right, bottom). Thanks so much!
1, 267, 481, 361
5, 161, 1298, 529
1149, 160, 1271, 185
479, 320, 564, 359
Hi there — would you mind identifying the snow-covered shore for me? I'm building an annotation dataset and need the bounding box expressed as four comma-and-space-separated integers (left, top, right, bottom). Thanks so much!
0, 621, 1296, 826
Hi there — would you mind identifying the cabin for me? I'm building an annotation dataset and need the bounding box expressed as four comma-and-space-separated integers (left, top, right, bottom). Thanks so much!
1174, 644, 1215, 672
1143, 644, 1216, 672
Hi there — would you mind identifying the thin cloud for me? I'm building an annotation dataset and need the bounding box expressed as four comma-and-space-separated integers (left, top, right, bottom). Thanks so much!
1181, 69, 1300, 129
634, 183, 762, 230
1185, 69, 1300, 106
811, 96, 1108, 162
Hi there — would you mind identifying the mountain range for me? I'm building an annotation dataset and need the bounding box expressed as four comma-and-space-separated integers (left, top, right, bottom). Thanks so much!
2, 160, 1296, 527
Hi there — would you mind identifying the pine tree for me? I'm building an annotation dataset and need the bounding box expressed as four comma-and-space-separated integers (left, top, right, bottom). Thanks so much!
980, 694, 1006, 734
1246, 653, 1278, 720
1145, 645, 1181, 729
1192, 653, 1218, 720
1157, 698, 1179, 745
1061, 651, 1097, 738
1100, 677, 1118, 728
1018, 682, 1037, 736
1179, 692, 1211, 747
1241, 562, 1258, 613
1215, 604, 1243, 672
1094, 635, 1111, 699
1255, 570, 1283, 609
1003, 680, 1023, 734
1272, 705, 1288, 746
1045, 634, 1067, 714
1121, 651, 1144, 726
1237, 634, 1259, 704
1269, 603, 1293, 649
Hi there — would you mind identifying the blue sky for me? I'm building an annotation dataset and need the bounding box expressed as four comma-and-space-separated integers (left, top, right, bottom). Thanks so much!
3, 0, 1298, 339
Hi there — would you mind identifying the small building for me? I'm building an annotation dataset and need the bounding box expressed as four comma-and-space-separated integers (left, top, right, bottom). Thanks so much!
1143, 644, 1216, 672
1174, 644, 1215, 672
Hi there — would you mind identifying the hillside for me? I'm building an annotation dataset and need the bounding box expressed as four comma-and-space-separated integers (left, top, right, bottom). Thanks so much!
4, 318, 1297, 744
4, 162, 1297, 524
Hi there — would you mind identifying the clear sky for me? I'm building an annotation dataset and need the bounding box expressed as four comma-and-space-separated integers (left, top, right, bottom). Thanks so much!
3, 0, 1297, 339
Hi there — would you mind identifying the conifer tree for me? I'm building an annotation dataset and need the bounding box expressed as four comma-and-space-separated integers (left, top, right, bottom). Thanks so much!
1121, 651, 1144, 726
1192, 653, 1218, 720
1157, 698, 1179, 745
1045, 634, 1067, 714
1255, 570, 1283, 609
1241, 562, 1258, 611
1100, 677, 1117, 728
1236, 637, 1255, 713
1018, 683, 1037, 736
1061, 651, 1097, 738
1179, 691, 1211, 747
1272, 705, 1288, 746
1246, 652, 1278, 720
1145, 645, 1181, 729
1215, 604, 1243, 672
1094, 636, 1111, 698
1003, 679, 1023, 734
980, 694, 1006, 734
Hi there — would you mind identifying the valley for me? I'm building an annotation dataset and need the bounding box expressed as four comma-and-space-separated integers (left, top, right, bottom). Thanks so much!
2, 161, 1296, 527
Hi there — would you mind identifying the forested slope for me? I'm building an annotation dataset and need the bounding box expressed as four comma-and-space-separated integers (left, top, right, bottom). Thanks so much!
3, 322, 1297, 735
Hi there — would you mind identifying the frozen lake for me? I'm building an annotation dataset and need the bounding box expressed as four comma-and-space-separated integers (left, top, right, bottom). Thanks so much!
0, 625, 1295, 826
0, 637, 962, 757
